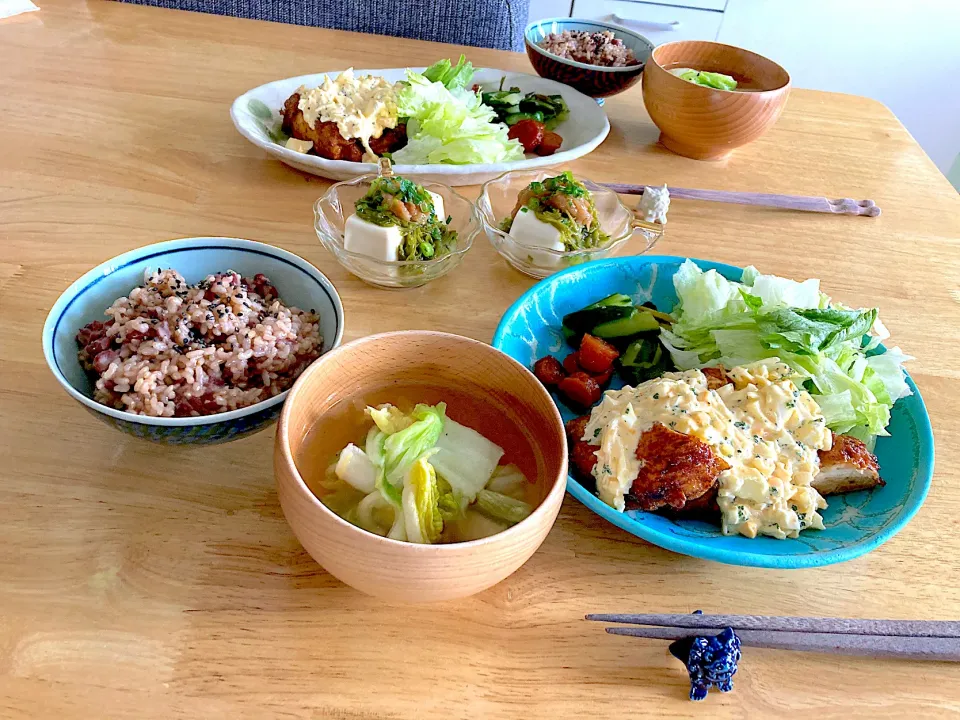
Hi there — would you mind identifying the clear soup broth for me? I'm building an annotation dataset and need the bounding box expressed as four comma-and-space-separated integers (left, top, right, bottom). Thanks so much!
297, 382, 545, 544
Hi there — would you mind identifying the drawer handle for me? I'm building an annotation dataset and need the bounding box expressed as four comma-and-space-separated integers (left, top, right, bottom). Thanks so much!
609, 13, 681, 32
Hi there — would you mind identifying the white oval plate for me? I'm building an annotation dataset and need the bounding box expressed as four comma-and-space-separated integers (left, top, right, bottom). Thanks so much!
230, 67, 610, 186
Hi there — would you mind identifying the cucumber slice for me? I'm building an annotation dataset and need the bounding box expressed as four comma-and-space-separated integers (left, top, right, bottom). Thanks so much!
593, 310, 661, 338
585, 293, 633, 310
562, 306, 634, 336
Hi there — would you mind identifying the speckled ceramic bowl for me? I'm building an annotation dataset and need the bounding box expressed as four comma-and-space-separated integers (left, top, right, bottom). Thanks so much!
525, 18, 654, 99
42, 237, 344, 445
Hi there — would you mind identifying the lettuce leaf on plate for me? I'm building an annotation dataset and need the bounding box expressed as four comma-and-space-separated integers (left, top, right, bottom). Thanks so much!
422, 55, 475, 90
662, 259, 911, 441
392, 69, 524, 165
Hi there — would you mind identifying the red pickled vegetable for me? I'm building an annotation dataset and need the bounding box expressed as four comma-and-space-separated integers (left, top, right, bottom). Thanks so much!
578, 333, 620, 373
533, 356, 566, 386
558, 371, 602, 407
562, 352, 581, 374
535, 131, 563, 156
508, 119, 545, 153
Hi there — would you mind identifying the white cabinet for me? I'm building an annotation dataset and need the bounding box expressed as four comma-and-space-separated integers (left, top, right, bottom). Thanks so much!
570, 0, 724, 44
527, 0, 571, 23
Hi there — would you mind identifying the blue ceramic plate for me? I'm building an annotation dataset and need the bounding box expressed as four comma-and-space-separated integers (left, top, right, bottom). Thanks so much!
492, 256, 935, 568
42, 237, 344, 445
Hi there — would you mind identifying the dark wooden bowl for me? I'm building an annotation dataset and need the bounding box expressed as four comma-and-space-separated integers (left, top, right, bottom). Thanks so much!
524, 18, 653, 99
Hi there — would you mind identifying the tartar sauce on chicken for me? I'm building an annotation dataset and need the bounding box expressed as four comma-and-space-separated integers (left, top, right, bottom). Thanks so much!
581, 360, 833, 539
297, 69, 399, 162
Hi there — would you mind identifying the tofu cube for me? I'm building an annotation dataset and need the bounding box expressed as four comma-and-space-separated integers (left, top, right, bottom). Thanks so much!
427, 190, 445, 220
508, 206, 566, 267
344, 214, 403, 261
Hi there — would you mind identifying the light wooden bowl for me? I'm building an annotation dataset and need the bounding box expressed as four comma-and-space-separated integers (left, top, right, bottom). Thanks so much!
642, 40, 791, 160
273, 331, 568, 603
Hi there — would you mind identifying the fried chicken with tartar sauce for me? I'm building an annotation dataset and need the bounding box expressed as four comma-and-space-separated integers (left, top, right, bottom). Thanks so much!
566, 416, 726, 511
812, 434, 884, 495
280, 92, 406, 162
630, 423, 728, 511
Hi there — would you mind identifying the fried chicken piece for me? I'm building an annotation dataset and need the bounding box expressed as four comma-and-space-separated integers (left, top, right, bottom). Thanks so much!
813, 434, 884, 495
565, 416, 599, 479
661, 485, 720, 520
281, 93, 320, 144
311, 120, 365, 161
369, 124, 407, 155
630, 423, 728, 511
702, 366, 731, 391
279, 92, 406, 162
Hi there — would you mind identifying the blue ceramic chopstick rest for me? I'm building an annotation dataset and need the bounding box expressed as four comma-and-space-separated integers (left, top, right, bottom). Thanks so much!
669, 618, 742, 701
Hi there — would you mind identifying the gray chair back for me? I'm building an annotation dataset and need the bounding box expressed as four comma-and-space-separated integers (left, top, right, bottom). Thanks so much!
121, 0, 531, 51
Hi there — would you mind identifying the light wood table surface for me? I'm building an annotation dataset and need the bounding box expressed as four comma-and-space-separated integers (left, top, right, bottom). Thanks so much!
3, 1, 960, 718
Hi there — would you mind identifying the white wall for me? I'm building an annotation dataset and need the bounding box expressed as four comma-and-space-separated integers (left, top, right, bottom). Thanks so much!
716, 0, 960, 173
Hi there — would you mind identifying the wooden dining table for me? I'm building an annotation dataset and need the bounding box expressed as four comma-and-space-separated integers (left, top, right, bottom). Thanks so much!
3, 1, 960, 717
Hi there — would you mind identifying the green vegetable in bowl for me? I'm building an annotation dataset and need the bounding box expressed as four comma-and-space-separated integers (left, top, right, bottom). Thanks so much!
319, 402, 537, 544
481, 82, 569, 130
500, 171, 610, 251
476, 489, 532, 525
670, 68, 739, 91
354, 176, 458, 261
559, 292, 676, 384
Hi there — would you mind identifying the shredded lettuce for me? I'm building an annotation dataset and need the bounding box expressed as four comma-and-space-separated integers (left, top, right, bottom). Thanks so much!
367, 404, 414, 435
381, 402, 446, 485
422, 55, 475, 90
392, 70, 524, 165
484, 464, 528, 501
476, 489, 533, 526
664, 260, 910, 440
431, 417, 505, 503
402, 458, 445, 544
334, 443, 377, 494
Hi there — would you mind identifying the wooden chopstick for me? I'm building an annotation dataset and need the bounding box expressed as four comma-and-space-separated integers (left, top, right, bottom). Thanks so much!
602, 182, 882, 217
602, 626, 960, 661
586, 613, 960, 638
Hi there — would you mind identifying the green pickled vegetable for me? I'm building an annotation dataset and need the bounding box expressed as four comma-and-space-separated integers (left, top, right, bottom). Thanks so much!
354, 176, 458, 261
499, 171, 610, 251
618, 337, 673, 385
593, 310, 661, 338
481, 84, 569, 129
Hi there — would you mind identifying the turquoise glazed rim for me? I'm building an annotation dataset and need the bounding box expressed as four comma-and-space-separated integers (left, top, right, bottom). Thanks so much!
41, 237, 344, 445
492, 255, 934, 568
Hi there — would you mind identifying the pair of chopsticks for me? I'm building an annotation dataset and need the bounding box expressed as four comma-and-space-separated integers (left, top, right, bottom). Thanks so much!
603, 182, 882, 217
587, 613, 960, 661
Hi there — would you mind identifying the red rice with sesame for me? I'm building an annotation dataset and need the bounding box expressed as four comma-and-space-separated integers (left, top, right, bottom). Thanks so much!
76, 269, 323, 418
538, 30, 638, 68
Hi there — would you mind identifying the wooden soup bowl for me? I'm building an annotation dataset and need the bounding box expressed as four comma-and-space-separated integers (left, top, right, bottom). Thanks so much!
642, 40, 791, 160
274, 331, 568, 603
